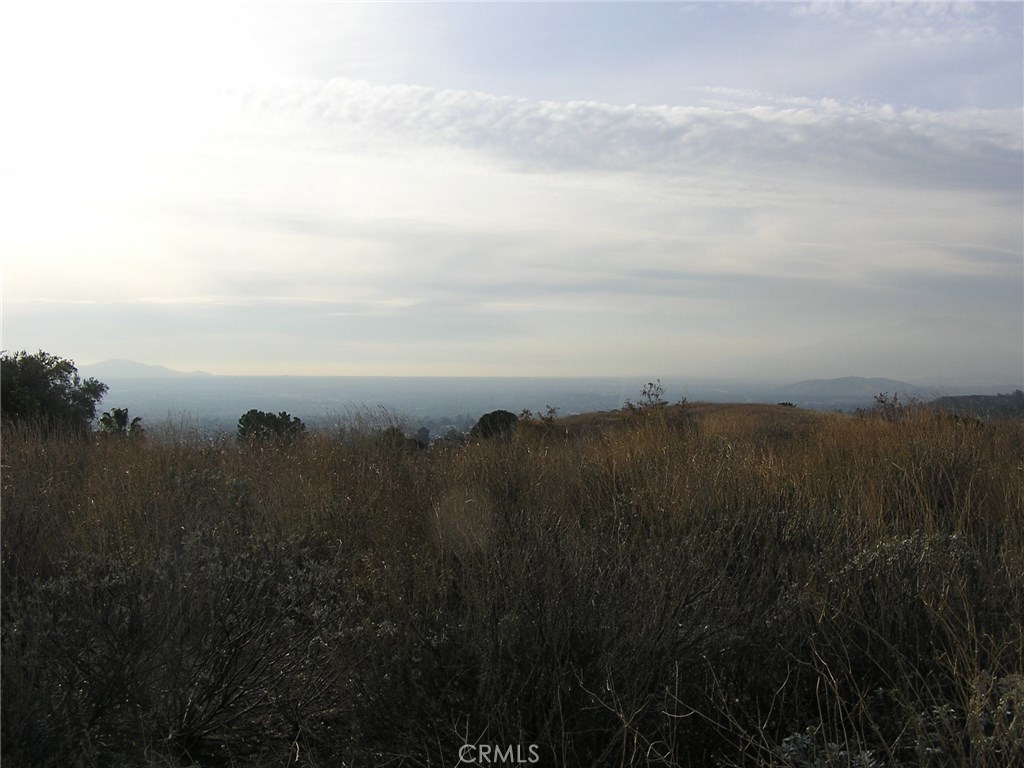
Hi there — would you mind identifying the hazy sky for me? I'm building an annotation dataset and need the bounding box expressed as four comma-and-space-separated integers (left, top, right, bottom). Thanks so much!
3, 1, 1022, 381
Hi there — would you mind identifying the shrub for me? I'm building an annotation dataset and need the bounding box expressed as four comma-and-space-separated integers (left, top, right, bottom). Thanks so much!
3, 403, 1021, 766
97, 407, 144, 439
236, 409, 306, 443
2, 533, 352, 766
470, 409, 518, 439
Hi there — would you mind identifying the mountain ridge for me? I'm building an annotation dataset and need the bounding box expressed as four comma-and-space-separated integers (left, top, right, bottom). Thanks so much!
78, 362, 1018, 396
80, 359, 213, 379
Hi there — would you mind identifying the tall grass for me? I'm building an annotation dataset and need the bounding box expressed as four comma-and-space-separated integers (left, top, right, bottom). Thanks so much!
2, 405, 1021, 766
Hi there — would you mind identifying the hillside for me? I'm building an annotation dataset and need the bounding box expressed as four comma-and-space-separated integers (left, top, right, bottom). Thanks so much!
776, 375, 923, 399
3, 397, 1022, 766
929, 390, 1024, 419
553, 401, 830, 437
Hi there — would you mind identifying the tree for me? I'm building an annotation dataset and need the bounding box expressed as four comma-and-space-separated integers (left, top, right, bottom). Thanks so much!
624, 379, 668, 412
97, 407, 144, 439
470, 409, 518, 439
1, 350, 107, 434
377, 425, 425, 452
640, 379, 667, 408
236, 409, 306, 443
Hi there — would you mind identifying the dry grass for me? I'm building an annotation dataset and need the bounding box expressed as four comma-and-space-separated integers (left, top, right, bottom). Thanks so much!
2, 404, 1022, 766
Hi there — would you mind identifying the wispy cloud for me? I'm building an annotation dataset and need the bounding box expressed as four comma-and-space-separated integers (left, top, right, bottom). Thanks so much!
235, 79, 1022, 193
792, 1, 1003, 46
3, 3, 1020, 381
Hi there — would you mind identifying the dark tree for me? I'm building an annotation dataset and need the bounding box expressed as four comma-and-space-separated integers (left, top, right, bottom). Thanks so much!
378, 425, 425, 452
97, 407, 144, 439
1, 350, 107, 434
470, 409, 519, 439
237, 409, 306, 443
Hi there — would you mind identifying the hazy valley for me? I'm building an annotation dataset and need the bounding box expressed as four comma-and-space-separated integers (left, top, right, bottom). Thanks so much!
79, 359, 1021, 435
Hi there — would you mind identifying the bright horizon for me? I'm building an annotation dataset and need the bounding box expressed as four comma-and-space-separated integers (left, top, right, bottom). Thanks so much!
3, 2, 1022, 383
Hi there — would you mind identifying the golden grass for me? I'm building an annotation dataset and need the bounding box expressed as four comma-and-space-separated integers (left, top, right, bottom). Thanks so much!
2, 405, 1022, 766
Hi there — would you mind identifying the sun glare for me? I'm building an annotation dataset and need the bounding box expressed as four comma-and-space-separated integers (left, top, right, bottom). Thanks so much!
3, 4, 286, 244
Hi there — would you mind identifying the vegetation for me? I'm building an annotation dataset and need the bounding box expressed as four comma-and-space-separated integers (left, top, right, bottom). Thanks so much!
2, 400, 1022, 767
236, 409, 306, 443
930, 390, 1024, 420
97, 407, 145, 440
625, 379, 670, 411
470, 408, 519, 439
1, 350, 107, 435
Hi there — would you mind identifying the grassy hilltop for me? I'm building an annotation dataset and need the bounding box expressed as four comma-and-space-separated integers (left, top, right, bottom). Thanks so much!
2, 403, 1022, 767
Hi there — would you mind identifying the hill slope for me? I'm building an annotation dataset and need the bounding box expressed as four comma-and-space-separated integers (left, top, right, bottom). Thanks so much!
80, 359, 212, 379
777, 376, 921, 399
929, 390, 1024, 419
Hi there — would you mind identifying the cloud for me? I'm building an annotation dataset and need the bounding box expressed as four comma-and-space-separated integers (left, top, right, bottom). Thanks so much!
234, 78, 1022, 194
790, 2, 1005, 46
148, 80, 1020, 351
6, 59, 1020, 380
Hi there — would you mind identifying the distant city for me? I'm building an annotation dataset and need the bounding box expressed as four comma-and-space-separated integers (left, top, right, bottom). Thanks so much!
79, 360, 1021, 437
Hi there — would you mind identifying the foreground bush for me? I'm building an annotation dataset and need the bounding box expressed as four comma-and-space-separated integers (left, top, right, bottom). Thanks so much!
2, 405, 1022, 766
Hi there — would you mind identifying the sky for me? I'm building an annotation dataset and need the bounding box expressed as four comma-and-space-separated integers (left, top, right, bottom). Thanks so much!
2, 1, 1022, 382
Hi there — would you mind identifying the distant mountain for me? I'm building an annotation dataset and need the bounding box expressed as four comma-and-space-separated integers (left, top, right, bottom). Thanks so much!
81, 359, 213, 379
777, 376, 924, 403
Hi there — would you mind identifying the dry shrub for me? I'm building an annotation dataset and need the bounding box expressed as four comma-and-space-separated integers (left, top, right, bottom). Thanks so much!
2, 407, 1021, 766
